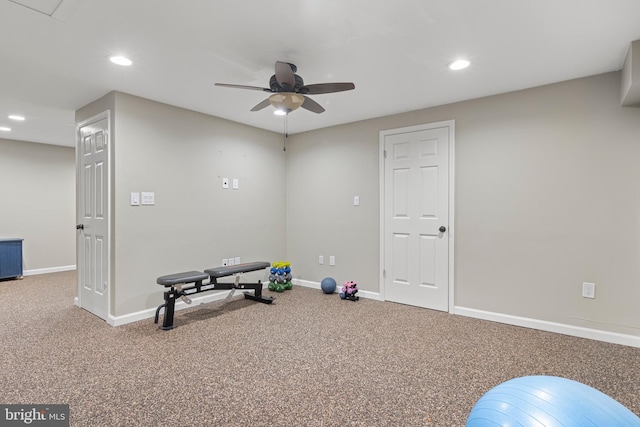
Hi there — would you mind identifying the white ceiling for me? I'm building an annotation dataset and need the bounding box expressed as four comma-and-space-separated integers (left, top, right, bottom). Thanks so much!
0, 0, 639, 148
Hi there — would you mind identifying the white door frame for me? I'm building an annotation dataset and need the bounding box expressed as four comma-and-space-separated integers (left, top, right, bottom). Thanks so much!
379, 120, 455, 312
75, 110, 111, 319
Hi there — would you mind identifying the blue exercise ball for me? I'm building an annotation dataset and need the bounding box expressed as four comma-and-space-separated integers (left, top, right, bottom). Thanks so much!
320, 277, 337, 294
466, 375, 640, 426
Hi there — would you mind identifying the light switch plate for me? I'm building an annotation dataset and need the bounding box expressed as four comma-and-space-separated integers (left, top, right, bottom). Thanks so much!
582, 282, 596, 299
232, 178, 239, 189
141, 192, 155, 205
130, 192, 140, 206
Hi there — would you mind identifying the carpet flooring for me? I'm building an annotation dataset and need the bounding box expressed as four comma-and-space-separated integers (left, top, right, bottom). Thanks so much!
1, 271, 640, 426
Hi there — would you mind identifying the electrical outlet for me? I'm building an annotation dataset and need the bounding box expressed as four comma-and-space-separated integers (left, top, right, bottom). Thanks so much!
319, 255, 324, 265
222, 258, 228, 266
582, 282, 596, 299
329, 256, 335, 266
222, 177, 229, 189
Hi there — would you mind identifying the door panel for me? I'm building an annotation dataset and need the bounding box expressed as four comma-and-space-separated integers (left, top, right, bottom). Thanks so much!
419, 234, 437, 286
420, 166, 438, 216
383, 125, 450, 311
393, 233, 410, 284
77, 114, 109, 320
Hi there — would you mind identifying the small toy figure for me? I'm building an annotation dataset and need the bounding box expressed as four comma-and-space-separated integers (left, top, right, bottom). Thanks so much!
340, 280, 359, 301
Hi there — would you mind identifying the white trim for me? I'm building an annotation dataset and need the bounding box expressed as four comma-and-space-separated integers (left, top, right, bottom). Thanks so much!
23, 265, 76, 276
379, 128, 386, 301
108, 280, 382, 327
83, 275, 640, 348
447, 122, 455, 313
454, 306, 640, 348
379, 120, 456, 312
292, 279, 383, 301
107, 290, 240, 326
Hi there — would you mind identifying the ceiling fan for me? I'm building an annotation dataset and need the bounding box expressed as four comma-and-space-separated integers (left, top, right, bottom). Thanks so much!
215, 61, 355, 114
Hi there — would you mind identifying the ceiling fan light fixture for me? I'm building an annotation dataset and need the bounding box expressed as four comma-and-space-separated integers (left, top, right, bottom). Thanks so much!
274, 109, 287, 116
448, 59, 470, 71
269, 92, 304, 113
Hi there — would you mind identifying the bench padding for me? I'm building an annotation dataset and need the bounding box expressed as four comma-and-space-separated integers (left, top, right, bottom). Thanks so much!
204, 261, 270, 278
157, 271, 208, 286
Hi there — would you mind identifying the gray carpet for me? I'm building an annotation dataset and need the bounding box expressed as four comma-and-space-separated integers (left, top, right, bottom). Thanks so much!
1, 271, 640, 426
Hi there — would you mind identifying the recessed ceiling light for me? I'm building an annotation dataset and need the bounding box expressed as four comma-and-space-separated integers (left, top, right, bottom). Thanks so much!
109, 55, 132, 66
448, 59, 470, 71
0, 126, 11, 131
8, 115, 25, 121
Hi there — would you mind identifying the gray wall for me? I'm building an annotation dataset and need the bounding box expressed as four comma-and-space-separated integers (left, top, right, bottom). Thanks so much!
286, 125, 381, 289
286, 71, 640, 336
0, 138, 75, 271
77, 92, 286, 317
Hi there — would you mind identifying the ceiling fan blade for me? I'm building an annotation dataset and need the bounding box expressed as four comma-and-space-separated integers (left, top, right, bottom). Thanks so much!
300, 82, 355, 95
275, 61, 296, 89
215, 83, 272, 92
250, 98, 272, 111
301, 96, 325, 114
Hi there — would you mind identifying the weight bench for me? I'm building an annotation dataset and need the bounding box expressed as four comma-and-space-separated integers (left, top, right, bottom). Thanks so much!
154, 261, 273, 330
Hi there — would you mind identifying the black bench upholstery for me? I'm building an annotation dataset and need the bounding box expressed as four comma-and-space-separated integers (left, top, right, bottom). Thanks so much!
154, 261, 273, 330
157, 271, 208, 286
204, 261, 271, 278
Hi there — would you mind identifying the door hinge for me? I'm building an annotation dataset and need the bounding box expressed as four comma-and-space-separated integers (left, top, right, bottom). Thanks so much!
383, 150, 387, 159
383, 269, 386, 278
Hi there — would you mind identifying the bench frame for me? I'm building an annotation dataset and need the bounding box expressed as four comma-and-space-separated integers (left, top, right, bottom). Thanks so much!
154, 262, 274, 330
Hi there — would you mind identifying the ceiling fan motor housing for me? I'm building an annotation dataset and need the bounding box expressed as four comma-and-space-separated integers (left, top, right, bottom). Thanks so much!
270, 74, 305, 92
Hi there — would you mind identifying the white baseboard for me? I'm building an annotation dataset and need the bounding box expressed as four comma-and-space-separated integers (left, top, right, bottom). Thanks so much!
24, 265, 76, 276
107, 280, 380, 327
454, 306, 640, 349
89, 277, 640, 349
108, 289, 241, 326
292, 278, 383, 301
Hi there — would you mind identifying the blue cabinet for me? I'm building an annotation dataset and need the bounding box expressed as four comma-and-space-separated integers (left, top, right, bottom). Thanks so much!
0, 239, 23, 280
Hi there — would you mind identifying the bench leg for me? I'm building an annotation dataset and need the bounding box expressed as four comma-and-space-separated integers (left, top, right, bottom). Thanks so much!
159, 288, 178, 330
243, 281, 274, 304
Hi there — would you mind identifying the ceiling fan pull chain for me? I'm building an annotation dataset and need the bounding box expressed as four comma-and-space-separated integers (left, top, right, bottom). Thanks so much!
283, 113, 288, 152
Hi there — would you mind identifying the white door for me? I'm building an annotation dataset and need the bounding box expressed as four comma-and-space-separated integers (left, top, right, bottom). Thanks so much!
382, 122, 452, 311
77, 112, 110, 320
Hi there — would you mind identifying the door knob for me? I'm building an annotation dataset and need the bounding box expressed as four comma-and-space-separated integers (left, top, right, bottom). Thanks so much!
76, 224, 84, 230
439, 226, 446, 233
